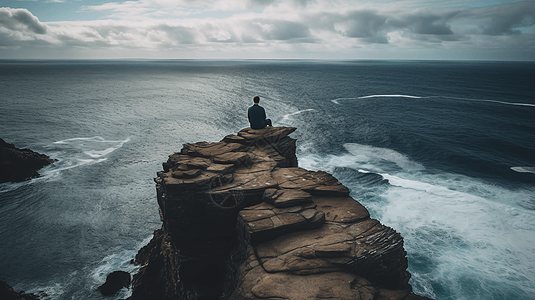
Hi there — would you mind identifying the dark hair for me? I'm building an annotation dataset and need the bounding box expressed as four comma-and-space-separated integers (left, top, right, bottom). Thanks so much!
253, 96, 260, 103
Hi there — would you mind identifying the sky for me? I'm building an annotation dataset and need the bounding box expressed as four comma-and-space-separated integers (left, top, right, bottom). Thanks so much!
0, 0, 534, 60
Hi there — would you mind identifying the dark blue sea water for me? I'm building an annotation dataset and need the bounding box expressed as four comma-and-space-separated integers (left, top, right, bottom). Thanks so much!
1, 60, 534, 300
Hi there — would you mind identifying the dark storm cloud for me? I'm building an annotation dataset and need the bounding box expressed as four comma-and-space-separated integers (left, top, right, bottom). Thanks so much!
0, 7, 47, 34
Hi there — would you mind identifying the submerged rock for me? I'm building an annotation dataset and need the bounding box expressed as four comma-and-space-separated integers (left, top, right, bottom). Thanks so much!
97, 271, 131, 296
0, 138, 56, 183
128, 127, 432, 300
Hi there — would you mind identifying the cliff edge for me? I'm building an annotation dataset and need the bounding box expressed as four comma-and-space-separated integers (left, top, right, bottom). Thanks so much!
128, 127, 431, 300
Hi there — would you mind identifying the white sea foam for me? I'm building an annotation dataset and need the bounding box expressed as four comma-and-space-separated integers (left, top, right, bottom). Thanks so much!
40, 136, 130, 179
332, 94, 535, 108
358, 94, 422, 99
331, 98, 358, 104
298, 145, 535, 299
378, 176, 535, 299
90, 236, 152, 299
331, 95, 422, 104
0, 181, 28, 194
344, 143, 424, 171
440, 96, 535, 107
280, 109, 316, 123
511, 166, 535, 174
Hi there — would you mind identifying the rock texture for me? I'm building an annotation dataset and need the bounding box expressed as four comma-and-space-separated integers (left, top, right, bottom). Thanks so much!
129, 127, 431, 300
0, 138, 56, 183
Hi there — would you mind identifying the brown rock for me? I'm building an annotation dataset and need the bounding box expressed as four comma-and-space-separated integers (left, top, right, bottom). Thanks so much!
222, 134, 247, 144
181, 141, 244, 158
272, 168, 350, 196
171, 168, 202, 179
206, 163, 235, 174
263, 188, 313, 208
167, 155, 212, 170
237, 127, 296, 143
214, 152, 252, 168
238, 201, 324, 244
129, 127, 431, 300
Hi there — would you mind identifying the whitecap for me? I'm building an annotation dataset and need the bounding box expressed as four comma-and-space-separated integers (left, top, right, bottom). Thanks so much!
358, 94, 422, 99
297, 149, 535, 299
39, 136, 130, 179
331, 95, 421, 104
90, 236, 152, 298
331, 98, 358, 104
280, 109, 316, 123
85, 148, 119, 158
511, 166, 535, 175
377, 175, 535, 299
343, 143, 424, 171
442, 96, 535, 107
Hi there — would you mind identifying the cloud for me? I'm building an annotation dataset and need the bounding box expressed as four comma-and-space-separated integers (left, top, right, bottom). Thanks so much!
468, 1, 535, 36
1, 1, 534, 60
0, 7, 47, 34
250, 19, 312, 41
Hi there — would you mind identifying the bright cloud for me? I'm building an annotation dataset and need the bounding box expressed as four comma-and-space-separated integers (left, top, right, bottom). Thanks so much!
0, 0, 534, 60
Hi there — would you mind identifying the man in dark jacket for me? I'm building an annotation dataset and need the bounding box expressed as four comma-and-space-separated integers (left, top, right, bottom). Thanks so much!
248, 96, 272, 129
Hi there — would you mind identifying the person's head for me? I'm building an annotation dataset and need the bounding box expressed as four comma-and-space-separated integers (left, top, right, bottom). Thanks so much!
253, 96, 260, 104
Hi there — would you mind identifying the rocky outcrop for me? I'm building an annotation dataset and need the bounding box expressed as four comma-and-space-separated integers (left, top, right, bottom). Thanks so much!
0, 138, 56, 183
129, 127, 431, 300
98, 271, 131, 296
0, 281, 40, 300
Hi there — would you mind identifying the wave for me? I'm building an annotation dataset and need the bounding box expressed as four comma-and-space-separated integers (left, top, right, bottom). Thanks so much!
42, 136, 130, 178
439, 96, 535, 107
24, 236, 151, 300
358, 94, 422, 99
331, 98, 358, 105
331, 94, 534, 107
298, 144, 535, 300
332, 95, 421, 104
511, 166, 535, 174
344, 143, 424, 172
280, 109, 316, 123
87, 236, 151, 299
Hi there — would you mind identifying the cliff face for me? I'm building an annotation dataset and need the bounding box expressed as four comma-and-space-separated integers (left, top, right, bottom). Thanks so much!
129, 127, 431, 300
0, 138, 56, 183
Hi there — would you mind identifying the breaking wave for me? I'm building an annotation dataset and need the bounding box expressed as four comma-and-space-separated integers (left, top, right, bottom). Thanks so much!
42, 136, 130, 178
298, 143, 535, 300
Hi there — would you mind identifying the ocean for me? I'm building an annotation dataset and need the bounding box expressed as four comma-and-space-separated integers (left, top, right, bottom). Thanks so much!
0, 60, 533, 300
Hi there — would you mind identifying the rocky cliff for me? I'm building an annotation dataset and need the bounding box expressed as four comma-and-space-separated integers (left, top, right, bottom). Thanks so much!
128, 127, 431, 300
0, 138, 56, 184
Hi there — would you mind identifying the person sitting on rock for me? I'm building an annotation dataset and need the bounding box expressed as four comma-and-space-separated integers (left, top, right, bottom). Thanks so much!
248, 95, 272, 130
